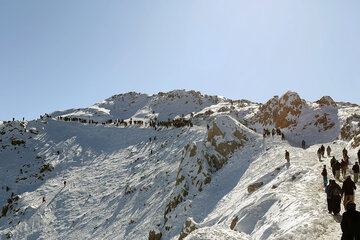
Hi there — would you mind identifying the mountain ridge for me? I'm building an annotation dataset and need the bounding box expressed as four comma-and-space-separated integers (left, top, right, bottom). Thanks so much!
1, 89, 360, 240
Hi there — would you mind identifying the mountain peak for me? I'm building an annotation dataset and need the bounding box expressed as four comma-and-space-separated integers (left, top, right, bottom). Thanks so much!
279, 91, 303, 106
316, 96, 337, 107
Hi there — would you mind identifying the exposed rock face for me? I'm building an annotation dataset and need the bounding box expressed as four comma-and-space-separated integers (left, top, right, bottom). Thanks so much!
251, 91, 341, 146
148, 230, 162, 240
247, 182, 264, 193
230, 216, 239, 230
11, 139, 26, 146
178, 218, 198, 240
341, 114, 360, 140
207, 119, 248, 161
341, 114, 360, 148
207, 122, 225, 141
257, 91, 305, 128
164, 140, 225, 225
313, 113, 336, 132
316, 96, 337, 107
351, 134, 360, 148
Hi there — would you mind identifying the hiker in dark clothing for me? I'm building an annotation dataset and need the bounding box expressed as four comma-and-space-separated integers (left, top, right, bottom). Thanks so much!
317, 148, 322, 161
285, 150, 290, 163
326, 179, 342, 215
353, 162, 360, 183
341, 201, 360, 240
335, 160, 341, 179
281, 133, 285, 140
331, 156, 336, 176
343, 147, 348, 159
326, 146, 331, 157
358, 149, 360, 161
341, 160, 348, 178
326, 180, 334, 213
342, 176, 357, 208
320, 145, 325, 158
276, 128, 281, 136
302, 140, 306, 149
344, 154, 349, 166
332, 180, 342, 215
322, 165, 328, 187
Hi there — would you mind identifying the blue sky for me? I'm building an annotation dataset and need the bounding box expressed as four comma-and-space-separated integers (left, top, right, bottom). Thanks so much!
1, 0, 359, 120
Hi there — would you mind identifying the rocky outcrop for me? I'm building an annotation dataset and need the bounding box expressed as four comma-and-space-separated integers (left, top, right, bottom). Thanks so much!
313, 113, 335, 132
11, 139, 26, 146
316, 96, 337, 107
351, 133, 360, 148
341, 114, 360, 140
341, 114, 360, 148
207, 118, 248, 161
256, 91, 305, 128
148, 230, 162, 240
178, 218, 198, 240
247, 182, 264, 193
230, 216, 239, 230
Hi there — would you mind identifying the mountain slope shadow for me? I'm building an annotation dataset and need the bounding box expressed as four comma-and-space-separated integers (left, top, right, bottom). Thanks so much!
166, 139, 265, 238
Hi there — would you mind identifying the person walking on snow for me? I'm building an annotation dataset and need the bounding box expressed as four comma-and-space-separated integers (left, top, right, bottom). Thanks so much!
326, 180, 334, 214
317, 148, 322, 161
344, 154, 349, 166
326, 179, 342, 215
331, 156, 336, 176
343, 147, 348, 159
342, 176, 357, 208
341, 201, 360, 240
335, 160, 341, 180
320, 145, 325, 158
326, 146, 331, 157
341, 160, 348, 178
302, 140, 306, 149
333, 180, 342, 215
322, 165, 328, 187
352, 162, 359, 183
285, 150, 290, 163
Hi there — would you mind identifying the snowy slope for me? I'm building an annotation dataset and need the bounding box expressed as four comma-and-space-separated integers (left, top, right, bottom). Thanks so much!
1, 90, 360, 240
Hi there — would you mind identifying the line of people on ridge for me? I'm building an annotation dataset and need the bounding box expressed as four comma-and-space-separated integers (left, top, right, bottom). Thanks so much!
263, 128, 285, 140
283, 144, 360, 238
321, 147, 360, 239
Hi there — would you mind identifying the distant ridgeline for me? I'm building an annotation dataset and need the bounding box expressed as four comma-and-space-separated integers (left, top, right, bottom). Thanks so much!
41, 89, 360, 148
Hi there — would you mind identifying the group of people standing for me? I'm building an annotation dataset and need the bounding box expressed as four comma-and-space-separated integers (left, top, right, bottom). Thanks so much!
327, 148, 359, 181
322, 147, 360, 239
317, 144, 332, 161
263, 128, 285, 140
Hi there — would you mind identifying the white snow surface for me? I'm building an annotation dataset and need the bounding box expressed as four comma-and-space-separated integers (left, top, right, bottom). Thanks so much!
0, 90, 360, 240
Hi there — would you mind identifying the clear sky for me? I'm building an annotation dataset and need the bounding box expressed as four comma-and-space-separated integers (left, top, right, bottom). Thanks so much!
1, 0, 359, 121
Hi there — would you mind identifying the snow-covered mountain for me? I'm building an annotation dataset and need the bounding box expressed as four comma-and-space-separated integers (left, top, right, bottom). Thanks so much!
1, 89, 360, 240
